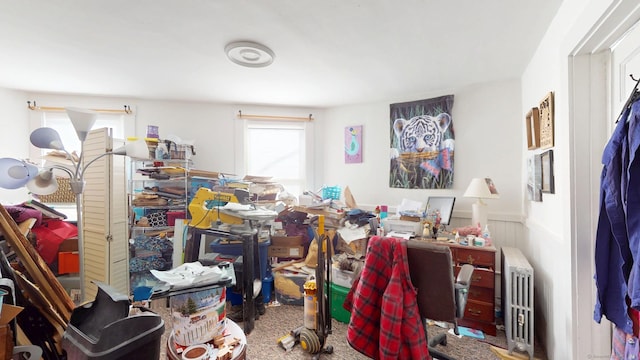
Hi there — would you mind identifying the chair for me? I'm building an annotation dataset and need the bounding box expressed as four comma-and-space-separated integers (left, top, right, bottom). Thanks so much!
406, 240, 474, 360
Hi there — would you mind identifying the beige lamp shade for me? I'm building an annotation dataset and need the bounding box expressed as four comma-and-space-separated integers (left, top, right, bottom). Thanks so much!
463, 178, 499, 199
463, 177, 499, 227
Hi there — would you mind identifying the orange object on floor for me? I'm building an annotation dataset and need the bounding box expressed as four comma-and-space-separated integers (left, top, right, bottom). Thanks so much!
58, 251, 79, 274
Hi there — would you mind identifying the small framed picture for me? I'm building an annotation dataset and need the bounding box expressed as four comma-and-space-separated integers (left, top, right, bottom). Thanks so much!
527, 155, 542, 201
526, 107, 540, 150
345, 125, 363, 164
539, 92, 554, 149
541, 149, 554, 193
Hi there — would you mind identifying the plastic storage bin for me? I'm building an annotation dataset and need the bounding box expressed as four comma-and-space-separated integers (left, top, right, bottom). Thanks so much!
331, 265, 356, 289
209, 239, 271, 280
330, 282, 352, 324
62, 282, 164, 360
322, 186, 341, 200
58, 251, 80, 274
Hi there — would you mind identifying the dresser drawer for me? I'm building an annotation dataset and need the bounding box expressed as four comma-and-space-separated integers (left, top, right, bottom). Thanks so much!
467, 285, 494, 303
463, 299, 494, 323
456, 266, 494, 289
455, 247, 495, 268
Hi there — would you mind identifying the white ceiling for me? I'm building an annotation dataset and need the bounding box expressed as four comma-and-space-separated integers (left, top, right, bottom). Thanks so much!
0, 1, 562, 108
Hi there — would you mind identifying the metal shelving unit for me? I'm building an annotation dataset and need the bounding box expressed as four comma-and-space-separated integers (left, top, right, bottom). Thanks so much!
127, 158, 192, 293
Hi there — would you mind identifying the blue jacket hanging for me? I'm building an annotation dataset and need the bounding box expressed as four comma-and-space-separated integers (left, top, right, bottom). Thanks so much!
594, 100, 640, 334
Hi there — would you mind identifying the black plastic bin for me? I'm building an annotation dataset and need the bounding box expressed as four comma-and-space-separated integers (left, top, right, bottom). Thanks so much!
62, 282, 165, 360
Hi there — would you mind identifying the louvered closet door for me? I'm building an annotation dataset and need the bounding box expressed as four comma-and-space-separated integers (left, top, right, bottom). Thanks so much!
82, 128, 129, 300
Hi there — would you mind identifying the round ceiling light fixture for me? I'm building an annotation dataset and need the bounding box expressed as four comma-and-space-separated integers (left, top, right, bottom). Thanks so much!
225, 41, 275, 68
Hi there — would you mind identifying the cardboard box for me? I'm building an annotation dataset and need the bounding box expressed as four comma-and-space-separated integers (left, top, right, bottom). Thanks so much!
270, 235, 303, 247
0, 303, 23, 360
58, 237, 79, 252
268, 245, 305, 258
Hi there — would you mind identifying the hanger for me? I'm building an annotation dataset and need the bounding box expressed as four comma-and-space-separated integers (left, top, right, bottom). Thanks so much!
616, 74, 640, 123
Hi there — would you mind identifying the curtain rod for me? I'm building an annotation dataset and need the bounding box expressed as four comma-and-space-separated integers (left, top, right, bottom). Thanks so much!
236, 110, 313, 122
27, 101, 133, 114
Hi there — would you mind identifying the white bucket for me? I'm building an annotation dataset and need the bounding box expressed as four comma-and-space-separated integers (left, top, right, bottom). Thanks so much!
181, 344, 216, 360
170, 286, 227, 347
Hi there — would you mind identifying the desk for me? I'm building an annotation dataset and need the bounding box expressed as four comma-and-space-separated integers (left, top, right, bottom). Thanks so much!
415, 237, 497, 336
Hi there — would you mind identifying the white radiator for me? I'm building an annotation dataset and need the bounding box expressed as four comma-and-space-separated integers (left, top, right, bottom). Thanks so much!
501, 247, 534, 360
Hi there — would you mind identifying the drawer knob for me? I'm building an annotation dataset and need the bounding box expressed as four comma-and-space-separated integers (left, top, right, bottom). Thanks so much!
466, 255, 476, 264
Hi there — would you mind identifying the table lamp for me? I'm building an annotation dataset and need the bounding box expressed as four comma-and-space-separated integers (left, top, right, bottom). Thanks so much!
463, 177, 499, 228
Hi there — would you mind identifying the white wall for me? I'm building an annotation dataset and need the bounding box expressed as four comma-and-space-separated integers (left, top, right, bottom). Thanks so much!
520, 0, 623, 359
323, 79, 523, 220
0, 88, 32, 204
0, 92, 324, 191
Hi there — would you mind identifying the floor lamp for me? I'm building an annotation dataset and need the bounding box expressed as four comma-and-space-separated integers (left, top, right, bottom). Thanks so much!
0, 108, 142, 303
463, 177, 499, 228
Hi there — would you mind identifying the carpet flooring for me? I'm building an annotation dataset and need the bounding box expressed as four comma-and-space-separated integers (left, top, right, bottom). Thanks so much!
156, 301, 548, 360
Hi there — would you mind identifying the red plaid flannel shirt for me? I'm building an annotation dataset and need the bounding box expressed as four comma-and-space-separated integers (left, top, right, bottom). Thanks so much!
343, 236, 430, 359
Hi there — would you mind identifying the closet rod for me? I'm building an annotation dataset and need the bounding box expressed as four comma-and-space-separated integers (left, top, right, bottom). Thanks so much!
236, 110, 313, 122
27, 101, 133, 114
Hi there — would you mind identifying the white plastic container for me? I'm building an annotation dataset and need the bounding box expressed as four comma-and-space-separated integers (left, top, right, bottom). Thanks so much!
332, 265, 356, 289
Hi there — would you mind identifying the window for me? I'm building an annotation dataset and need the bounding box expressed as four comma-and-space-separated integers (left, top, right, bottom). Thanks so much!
30, 110, 134, 164
244, 120, 312, 197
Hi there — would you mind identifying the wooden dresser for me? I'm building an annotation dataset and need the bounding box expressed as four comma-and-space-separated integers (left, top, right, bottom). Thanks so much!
422, 239, 497, 336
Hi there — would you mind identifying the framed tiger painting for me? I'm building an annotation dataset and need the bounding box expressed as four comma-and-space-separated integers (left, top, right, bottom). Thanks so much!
389, 95, 455, 189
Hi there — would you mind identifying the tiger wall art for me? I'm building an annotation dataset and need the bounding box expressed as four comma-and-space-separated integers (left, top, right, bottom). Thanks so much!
390, 95, 455, 189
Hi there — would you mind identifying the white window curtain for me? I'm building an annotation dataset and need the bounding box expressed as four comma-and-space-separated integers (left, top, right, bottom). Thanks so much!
244, 120, 312, 198
29, 110, 134, 165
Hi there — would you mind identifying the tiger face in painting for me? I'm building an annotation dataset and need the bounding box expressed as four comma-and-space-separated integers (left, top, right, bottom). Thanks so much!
393, 113, 452, 153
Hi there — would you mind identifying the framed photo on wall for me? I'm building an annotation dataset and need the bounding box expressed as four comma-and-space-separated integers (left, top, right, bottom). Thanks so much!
527, 155, 542, 201
541, 149, 554, 193
345, 125, 363, 163
526, 107, 540, 150
539, 92, 554, 149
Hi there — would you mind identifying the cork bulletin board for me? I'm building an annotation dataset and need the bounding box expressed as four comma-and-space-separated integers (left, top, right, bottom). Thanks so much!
539, 92, 554, 149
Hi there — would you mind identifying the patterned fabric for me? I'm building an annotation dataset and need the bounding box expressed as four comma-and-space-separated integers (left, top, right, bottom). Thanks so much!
129, 256, 167, 272
389, 95, 455, 190
612, 326, 639, 360
147, 211, 168, 228
343, 236, 430, 360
